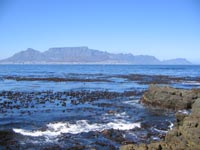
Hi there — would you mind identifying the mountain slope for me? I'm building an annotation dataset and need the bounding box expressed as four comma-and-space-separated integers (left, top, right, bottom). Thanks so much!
2, 48, 45, 63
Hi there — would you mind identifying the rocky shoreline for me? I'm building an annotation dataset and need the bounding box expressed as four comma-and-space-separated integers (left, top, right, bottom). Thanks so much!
1, 84, 200, 149
121, 85, 200, 150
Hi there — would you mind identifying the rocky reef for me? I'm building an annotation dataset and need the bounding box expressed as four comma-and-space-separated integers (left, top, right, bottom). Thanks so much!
121, 85, 200, 150
140, 85, 200, 110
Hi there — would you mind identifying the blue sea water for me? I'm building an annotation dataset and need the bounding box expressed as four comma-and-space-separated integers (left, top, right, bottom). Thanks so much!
0, 65, 200, 92
0, 65, 199, 149
0, 64, 200, 77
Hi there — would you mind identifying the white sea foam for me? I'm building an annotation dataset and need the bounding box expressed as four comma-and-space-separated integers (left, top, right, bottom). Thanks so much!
178, 110, 190, 115
123, 99, 139, 105
153, 128, 167, 133
182, 81, 200, 85
168, 121, 174, 130
114, 112, 128, 118
13, 120, 140, 137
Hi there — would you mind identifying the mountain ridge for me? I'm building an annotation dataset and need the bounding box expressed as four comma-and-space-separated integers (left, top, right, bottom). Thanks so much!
0, 47, 191, 65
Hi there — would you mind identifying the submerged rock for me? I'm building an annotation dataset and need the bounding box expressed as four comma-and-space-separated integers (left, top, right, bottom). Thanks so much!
140, 84, 200, 110
0, 130, 20, 149
121, 86, 200, 150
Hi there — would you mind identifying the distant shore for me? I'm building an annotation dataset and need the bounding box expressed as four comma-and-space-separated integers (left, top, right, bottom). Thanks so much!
0, 63, 197, 65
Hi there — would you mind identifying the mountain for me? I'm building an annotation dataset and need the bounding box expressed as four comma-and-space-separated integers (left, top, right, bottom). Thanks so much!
43, 47, 109, 62
0, 47, 191, 65
162, 58, 191, 65
3, 48, 45, 63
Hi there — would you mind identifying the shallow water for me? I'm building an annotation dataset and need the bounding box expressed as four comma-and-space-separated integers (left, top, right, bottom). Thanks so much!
0, 65, 199, 149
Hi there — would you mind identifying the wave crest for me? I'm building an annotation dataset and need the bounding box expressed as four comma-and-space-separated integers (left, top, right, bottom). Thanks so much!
13, 120, 141, 137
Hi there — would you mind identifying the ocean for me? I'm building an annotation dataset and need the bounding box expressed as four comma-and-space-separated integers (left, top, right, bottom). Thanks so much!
0, 65, 200, 149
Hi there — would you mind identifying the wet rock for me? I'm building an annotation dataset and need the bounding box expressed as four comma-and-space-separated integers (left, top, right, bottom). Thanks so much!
101, 129, 125, 143
0, 130, 13, 144
43, 145, 62, 150
107, 110, 116, 114
62, 102, 66, 106
0, 130, 19, 149
65, 145, 86, 150
140, 84, 200, 110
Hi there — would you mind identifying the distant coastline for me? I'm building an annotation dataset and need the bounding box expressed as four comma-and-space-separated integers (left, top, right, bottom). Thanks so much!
0, 63, 195, 65
0, 47, 191, 65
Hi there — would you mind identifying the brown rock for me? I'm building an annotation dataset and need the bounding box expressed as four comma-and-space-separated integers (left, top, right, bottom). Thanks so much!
120, 88, 200, 150
140, 85, 200, 110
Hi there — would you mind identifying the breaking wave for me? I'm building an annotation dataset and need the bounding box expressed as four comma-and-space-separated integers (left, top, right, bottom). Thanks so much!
13, 120, 141, 137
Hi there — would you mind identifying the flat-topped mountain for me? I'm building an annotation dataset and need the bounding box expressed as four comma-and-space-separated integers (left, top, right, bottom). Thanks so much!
0, 47, 191, 65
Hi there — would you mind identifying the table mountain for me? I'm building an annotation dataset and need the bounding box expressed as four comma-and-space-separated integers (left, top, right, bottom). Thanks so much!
0, 47, 191, 65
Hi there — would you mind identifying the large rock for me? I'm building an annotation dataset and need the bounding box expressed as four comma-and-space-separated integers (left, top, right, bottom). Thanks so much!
120, 87, 200, 150
140, 84, 200, 110
164, 98, 200, 150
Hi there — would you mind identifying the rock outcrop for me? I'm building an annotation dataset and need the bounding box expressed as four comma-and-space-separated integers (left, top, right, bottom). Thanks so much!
120, 99, 200, 150
164, 99, 200, 150
121, 85, 200, 150
140, 85, 200, 110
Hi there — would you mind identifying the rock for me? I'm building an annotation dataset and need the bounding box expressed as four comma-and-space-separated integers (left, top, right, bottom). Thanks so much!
0, 130, 19, 149
121, 88, 200, 150
43, 145, 62, 150
107, 110, 115, 114
120, 143, 148, 150
101, 129, 125, 143
175, 111, 188, 126
66, 145, 86, 150
140, 84, 200, 110
191, 98, 200, 116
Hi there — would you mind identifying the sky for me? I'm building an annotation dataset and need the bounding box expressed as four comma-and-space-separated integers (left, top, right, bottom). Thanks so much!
0, 0, 200, 63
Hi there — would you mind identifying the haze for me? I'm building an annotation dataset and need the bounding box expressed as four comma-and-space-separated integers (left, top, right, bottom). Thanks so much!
0, 0, 200, 63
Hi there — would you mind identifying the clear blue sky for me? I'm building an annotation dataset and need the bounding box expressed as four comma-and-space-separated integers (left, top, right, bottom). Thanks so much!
0, 0, 200, 63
